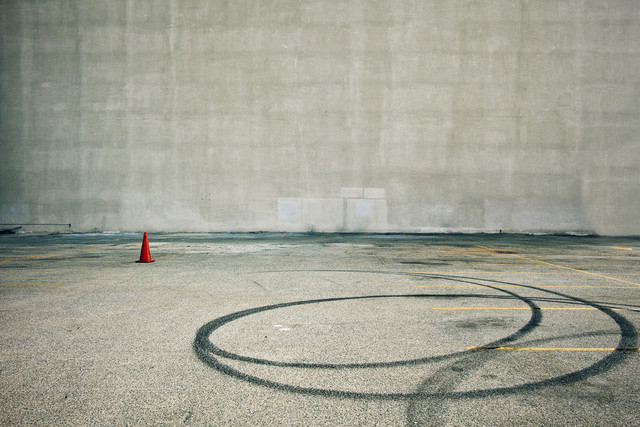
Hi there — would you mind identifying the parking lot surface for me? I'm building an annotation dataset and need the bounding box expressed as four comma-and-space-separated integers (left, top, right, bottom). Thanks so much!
1, 232, 640, 425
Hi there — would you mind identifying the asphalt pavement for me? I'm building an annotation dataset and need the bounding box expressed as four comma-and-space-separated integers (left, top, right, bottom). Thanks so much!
1, 232, 639, 425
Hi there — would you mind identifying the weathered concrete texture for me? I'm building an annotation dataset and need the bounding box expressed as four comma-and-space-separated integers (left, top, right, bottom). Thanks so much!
1, 1, 639, 234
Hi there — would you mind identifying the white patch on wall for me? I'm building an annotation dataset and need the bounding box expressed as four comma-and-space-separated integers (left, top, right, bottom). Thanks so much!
364, 188, 385, 199
278, 187, 388, 232
1, 204, 29, 221
341, 187, 364, 198
277, 199, 301, 221
355, 200, 372, 217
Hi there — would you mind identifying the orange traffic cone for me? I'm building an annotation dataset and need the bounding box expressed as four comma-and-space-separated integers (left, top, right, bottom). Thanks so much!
136, 232, 155, 263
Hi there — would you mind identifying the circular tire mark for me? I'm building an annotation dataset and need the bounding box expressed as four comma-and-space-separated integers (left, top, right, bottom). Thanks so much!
193, 273, 636, 400
196, 292, 539, 369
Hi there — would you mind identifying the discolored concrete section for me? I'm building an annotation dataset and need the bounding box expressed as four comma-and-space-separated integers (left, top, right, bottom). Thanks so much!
1, 232, 640, 425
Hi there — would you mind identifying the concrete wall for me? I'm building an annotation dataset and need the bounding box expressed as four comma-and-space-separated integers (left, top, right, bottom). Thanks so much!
1, 0, 639, 235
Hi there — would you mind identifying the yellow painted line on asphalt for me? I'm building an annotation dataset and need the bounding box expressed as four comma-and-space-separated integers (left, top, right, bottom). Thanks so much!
434, 307, 591, 310
467, 346, 640, 352
432, 307, 640, 312
412, 284, 636, 289
476, 245, 640, 287
405, 271, 581, 275
610, 246, 633, 251
0, 283, 63, 286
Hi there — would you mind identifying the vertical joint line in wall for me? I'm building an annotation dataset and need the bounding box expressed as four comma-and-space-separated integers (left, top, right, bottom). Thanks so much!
20, 2, 34, 145
125, 0, 133, 117
574, 0, 585, 149
169, 0, 178, 121
515, 0, 525, 147
72, 1, 82, 146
